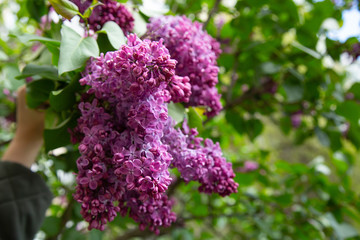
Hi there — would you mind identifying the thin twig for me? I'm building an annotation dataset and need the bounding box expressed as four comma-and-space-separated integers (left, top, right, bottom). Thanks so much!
203, 0, 222, 30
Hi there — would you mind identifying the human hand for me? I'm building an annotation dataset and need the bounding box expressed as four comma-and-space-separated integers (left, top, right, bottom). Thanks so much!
1, 85, 45, 168
15, 85, 45, 142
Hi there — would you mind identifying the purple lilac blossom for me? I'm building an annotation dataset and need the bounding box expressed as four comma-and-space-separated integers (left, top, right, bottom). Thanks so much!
162, 119, 238, 197
73, 34, 180, 232
290, 111, 302, 128
238, 161, 259, 173
73, 33, 237, 233
87, 0, 134, 33
146, 15, 222, 117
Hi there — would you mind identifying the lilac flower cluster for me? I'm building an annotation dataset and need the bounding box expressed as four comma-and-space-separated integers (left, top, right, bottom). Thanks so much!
146, 15, 222, 117
73, 34, 183, 231
86, 0, 134, 33
72, 33, 236, 232
162, 119, 238, 197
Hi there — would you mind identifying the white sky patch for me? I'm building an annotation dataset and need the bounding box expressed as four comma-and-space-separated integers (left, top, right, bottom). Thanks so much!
328, 7, 360, 42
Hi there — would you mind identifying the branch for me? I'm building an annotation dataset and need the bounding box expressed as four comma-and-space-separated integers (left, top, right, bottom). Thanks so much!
203, 0, 222, 30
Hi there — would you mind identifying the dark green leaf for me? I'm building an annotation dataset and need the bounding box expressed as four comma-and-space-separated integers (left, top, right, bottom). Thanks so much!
41, 216, 61, 237
44, 115, 77, 152
26, 79, 55, 108
26, 0, 46, 22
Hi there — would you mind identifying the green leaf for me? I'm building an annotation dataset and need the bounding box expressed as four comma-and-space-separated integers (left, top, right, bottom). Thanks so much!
132, 11, 147, 36
83, 0, 102, 19
336, 101, 360, 124
225, 111, 245, 134
168, 102, 185, 125
261, 62, 281, 74
97, 21, 126, 49
97, 33, 116, 53
2, 64, 22, 91
349, 82, 360, 100
283, 80, 303, 103
41, 216, 61, 237
58, 25, 99, 75
15, 34, 60, 46
49, 88, 75, 112
323, 213, 359, 239
61, 227, 84, 240
44, 115, 76, 152
0, 50, 9, 61
139, 0, 169, 17
89, 229, 104, 240
246, 118, 263, 140
49, 0, 80, 20
26, 0, 46, 22
49, 78, 80, 111
279, 116, 292, 135
16, 64, 63, 81
187, 107, 203, 132
315, 127, 330, 147
26, 79, 55, 108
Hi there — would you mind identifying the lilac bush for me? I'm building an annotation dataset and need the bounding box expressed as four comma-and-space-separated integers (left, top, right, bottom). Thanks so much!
146, 15, 223, 117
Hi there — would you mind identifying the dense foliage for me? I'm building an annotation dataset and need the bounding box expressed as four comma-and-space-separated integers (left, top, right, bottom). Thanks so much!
0, 0, 360, 239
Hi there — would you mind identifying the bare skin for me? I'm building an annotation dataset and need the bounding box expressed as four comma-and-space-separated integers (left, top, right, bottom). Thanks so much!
2, 85, 45, 168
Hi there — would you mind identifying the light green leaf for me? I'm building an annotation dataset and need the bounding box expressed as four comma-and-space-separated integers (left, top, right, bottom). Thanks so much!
58, 25, 99, 75
49, 0, 79, 20
315, 127, 330, 147
168, 102, 185, 125
283, 81, 303, 103
261, 62, 281, 74
16, 64, 63, 81
132, 11, 147, 36
15, 34, 60, 46
83, 0, 102, 19
2, 64, 22, 91
97, 21, 126, 49
0, 50, 9, 61
139, 0, 169, 17
187, 107, 203, 132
